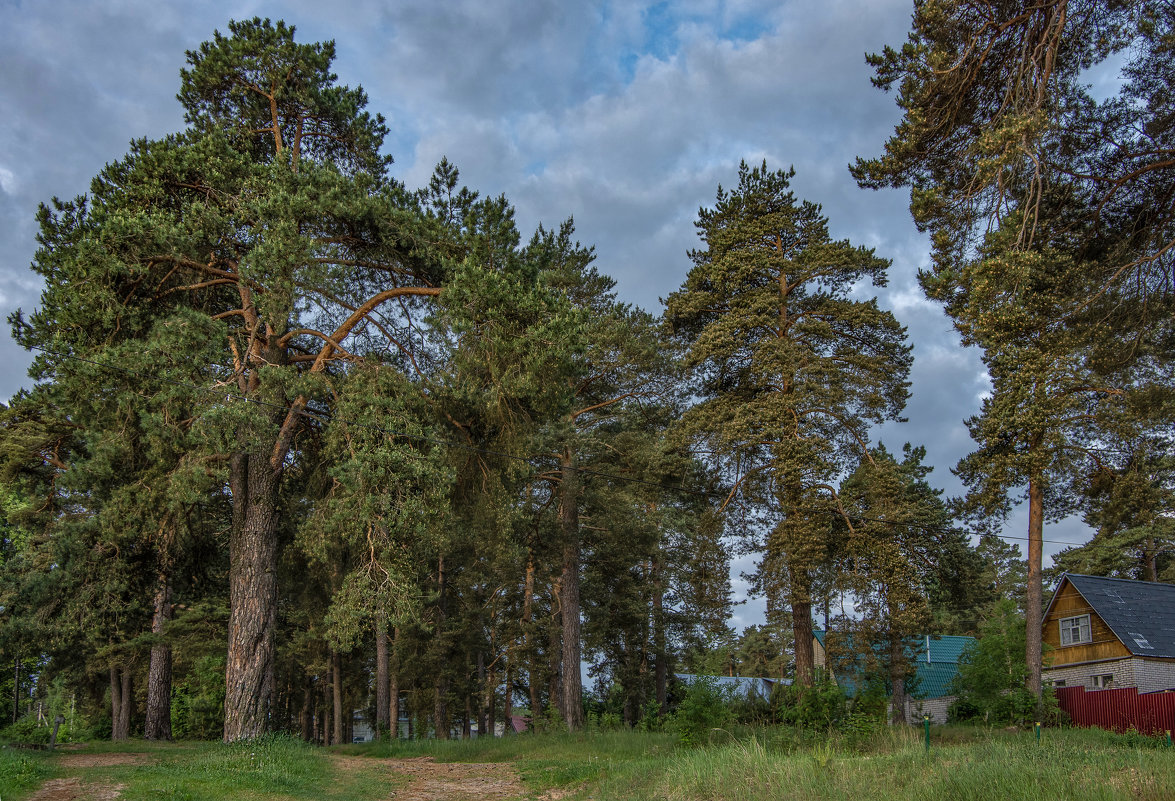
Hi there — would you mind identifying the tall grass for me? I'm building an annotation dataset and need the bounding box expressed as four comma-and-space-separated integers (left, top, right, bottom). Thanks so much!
612, 727, 1175, 801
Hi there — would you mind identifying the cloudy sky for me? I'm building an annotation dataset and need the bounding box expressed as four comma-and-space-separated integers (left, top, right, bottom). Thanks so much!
0, 0, 1093, 628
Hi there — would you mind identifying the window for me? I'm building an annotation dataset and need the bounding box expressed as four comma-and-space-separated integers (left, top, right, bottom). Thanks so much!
1128, 632, 1154, 650
1050, 679, 1066, 688
1059, 614, 1092, 645
1092, 674, 1113, 689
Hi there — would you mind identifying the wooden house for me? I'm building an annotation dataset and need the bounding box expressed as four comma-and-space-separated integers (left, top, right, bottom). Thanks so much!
1042, 574, 1175, 692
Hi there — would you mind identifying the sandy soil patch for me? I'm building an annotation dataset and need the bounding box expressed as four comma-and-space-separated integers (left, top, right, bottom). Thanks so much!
55, 753, 153, 769
384, 756, 527, 800
27, 777, 126, 801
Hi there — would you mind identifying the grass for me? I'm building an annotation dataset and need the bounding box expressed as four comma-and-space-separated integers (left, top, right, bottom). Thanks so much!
0, 745, 57, 798
0, 735, 405, 801
1, 725, 1172, 800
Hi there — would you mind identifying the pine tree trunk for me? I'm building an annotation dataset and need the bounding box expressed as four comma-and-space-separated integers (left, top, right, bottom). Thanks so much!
477, 651, 487, 737
889, 634, 907, 725
503, 665, 513, 735
434, 678, 449, 739
12, 654, 20, 725
1026, 475, 1044, 702
300, 681, 313, 741
558, 452, 584, 731
522, 557, 539, 730
434, 557, 449, 739
652, 552, 668, 714
791, 569, 815, 688
109, 667, 126, 741
144, 570, 174, 740
375, 623, 390, 738
118, 670, 132, 740
224, 451, 280, 742
332, 650, 344, 746
547, 577, 563, 719
487, 664, 498, 737
389, 627, 400, 739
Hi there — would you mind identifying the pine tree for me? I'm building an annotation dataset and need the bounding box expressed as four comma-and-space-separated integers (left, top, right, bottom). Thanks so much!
852, 0, 1174, 702
665, 161, 911, 686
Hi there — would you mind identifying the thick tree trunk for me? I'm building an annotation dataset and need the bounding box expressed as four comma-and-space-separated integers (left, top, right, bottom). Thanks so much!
332, 650, 344, 746
144, 570, 174, 740
889, 635, 907, 725
1026, 476, 1044, 702
224, 451, 280, 741
375, 623, 390, 739
558, 452, 584, 731
790, 564, 815, 687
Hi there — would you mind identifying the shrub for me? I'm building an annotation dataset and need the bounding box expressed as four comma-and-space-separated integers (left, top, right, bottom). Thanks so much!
671, 676, 733, 745
774, 680, 849, 730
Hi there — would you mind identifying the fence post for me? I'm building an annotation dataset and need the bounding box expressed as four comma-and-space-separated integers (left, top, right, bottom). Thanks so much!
1035, 721, 1041, 743
924, 715, 930, 755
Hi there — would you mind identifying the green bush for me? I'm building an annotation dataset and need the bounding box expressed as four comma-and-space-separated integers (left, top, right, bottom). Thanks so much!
774, 680, 849, 729
671, 676, 733, 745
949, 600, 1052, 726
0, 716, 51, 745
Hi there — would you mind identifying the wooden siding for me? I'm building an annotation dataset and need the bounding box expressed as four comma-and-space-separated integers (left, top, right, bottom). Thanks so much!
1043, 581, 1131, 666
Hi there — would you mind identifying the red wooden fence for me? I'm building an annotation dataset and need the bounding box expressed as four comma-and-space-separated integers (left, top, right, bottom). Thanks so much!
1056, 686, 1175, 735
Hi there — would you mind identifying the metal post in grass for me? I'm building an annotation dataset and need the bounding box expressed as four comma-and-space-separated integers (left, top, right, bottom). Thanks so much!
1035, 722, 1041, 743
923, 715, 930, 755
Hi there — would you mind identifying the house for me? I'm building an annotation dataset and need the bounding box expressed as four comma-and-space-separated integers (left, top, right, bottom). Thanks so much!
813, 630, 975, 724
674, 673, 783, 702
1042, 573, 1175, 692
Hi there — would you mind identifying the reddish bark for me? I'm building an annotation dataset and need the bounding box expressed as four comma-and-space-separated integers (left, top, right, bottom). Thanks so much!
558, 454, 584, 731
144, 571, 174, 740
223, 451, 280, 741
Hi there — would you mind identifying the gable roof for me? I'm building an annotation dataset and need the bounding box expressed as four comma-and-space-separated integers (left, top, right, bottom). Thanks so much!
813, 630, 976, 699
674, 673, 785, 700
1047, 574, 1175, 659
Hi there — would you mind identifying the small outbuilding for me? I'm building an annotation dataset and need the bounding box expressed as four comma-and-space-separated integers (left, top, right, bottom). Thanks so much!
813, 630, 975, 724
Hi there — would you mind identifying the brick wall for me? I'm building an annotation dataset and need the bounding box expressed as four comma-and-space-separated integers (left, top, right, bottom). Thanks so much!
1043, 657, 1175, 692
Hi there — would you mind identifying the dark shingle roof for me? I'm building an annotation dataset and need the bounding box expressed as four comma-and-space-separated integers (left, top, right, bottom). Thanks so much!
1055, 574, 1175, 659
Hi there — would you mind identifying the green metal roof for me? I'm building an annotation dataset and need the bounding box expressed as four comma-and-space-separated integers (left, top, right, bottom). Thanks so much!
813, 631, 975, 700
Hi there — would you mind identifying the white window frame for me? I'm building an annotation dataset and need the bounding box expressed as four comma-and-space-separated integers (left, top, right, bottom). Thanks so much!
1091, 673, 1113, 689
1059, 614, 1092, 646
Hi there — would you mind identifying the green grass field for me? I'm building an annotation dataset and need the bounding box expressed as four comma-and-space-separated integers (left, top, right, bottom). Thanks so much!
1, 726, 1171, 800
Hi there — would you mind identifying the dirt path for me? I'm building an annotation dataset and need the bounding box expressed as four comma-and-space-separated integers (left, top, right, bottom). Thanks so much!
381, 755, 529, 800
27, 752, 152, 801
